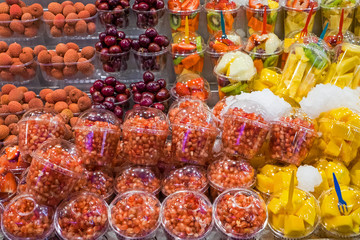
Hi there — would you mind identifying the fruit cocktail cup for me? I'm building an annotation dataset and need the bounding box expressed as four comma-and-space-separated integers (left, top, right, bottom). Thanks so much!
321, 0, 356, 32
168, 0, 201, 33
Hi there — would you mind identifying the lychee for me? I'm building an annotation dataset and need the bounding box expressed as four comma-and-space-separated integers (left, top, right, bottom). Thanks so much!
51, 68, 63, 80
51, 55, 64, 69
0, 41, 8, 52
75, 19, 86, 34
70, 116, 78, 127
9, 19, 24, 33
19, 51, 32, 63
29, 3, 43, 18
60, 109, 73, 123
43, 11, 55, 22
0, 53, 12, 66
6, 0, 19, 5
20, 12, 32, 26
44, 102, 54, 109
78, 96, 91, 111
48, 2, 62, 15
69, 103, 80, 113
78, 10, 90, 19
63, 65, 77, 77
21, 47, 33, 56
65, 12, 78, 26
37, 50, 51, 64
4, 114, 18, 125
66, 42, 79, 51
8, 101, 22, 113
34, 45, 46, 56
24, 25, 38, 38
39, 88, 53, 100
50, 26, 62, 37
23, 91, 36, 103
1, 84, 15, 94
0, 13, 10, 21
63, 23, 75, 36
9, 4, 22, 19
64, 49, 79, 64
87, 22, 96, 35
63, 5, 76, 17
0, 26, 12, 37
52, 89, 67, 102
0, 3, 9, 14
81, 46, 95, 60
9, 61, 25, 75
0, 125, 10, 140
74, 2, 85, 13
28, 97, 43, 108
9, 123, 19, 135
8, 42, 22, 58
54, 101, 68, 113
8, 88, 23, 102
61, 1, 73, 8
77, 57, 92, 74
53, 13, 65, 28
69, 88, 83, 103
85, 4, 97, 17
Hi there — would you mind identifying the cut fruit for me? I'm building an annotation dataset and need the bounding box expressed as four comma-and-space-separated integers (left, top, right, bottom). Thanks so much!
170, 14, 181, 30
284, 215, 305, 236
207, 12, 221, 31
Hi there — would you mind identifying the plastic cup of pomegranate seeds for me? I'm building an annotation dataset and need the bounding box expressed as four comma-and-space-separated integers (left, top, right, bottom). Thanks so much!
25, 139, 85, 207
122, 107, 169, 166
109, 190, 161, 239
18, 108, 66, 161
222, 100, 270, 160
0, 202, 3, 234
269, 108, 317, 166
1, 194, 54, 240
168, 98, 211, 124
162, 165, 208, 197
74, 108, 121, 170
207, 158, 256, 200
114, 166, 161, 195
161, 190, 213, 239
55, 192, 109, 240
171, 106, 219, 166
213, 188, 268, 239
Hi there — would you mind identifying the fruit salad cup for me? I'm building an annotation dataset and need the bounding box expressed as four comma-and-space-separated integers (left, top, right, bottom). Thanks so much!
214, 51, 257, 99
0, 169, 18, 204
55, 192, 109, 240
208, 158, 256, 200
25, 139, 85, 207
319, 186, 360, 238
161, 191, 213, 239
168, 0, 200, 33
171, 73, 211, 101
204, 0, 240, 35
171, 106, 218, 166
214, 188, 267, 239
110, 191, 161, 240
1, 194, 54, 240
0, 145, 29, 176
268, 188, 320, 239
269, 108, 317, 166
122, 107, 169, 166
73, 109, 121, 170
276, 42, 330, 103
18, 108, 66, 162
284, 0, 319, 36
171, 32, 205, 75
321, 0, 356, 32
351, 160, 360, 188
114, 166, 162, 195
162, 165, 208, 196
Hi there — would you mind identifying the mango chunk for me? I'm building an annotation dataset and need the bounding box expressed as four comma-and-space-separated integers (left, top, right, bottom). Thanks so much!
331, 122, 354, 141
272, 214, 285, 231
351, 207, 360, 225
295, 198, 317, 226
325, 216, 354, 233
256, 174, 274, 193
274, 172, 291, 193
284, 215, 305, 236
268, 197, 283, 215
324, 140, 341, 157
321, 194, 341, 217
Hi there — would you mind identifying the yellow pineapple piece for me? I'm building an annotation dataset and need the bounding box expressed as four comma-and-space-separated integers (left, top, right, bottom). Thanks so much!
324, 63, 338, 84
324, 140, 341, 157
332, 73, 354, 88
351, 207, 360, 225
335, 56, 360, 75
328, 107, 353, 121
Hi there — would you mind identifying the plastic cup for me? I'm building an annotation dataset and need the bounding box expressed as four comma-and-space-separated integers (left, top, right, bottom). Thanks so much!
170, 73, 211, 102
0, 59, 37, 84
18, 108, 66, 161
0, 16, 43, 39
133, 45, 169, 72
73, 109, 121, 170
55, 192, 109, 240
168, 98, 211, 124
97, 50, 130, 73
98, 8, 130, 28
245, 5, 280, 36
133, 7, 166, 29
213, 188, 267, 239
110, 190, 161, 240
25, 139, 85, 207
122, 107, 169, 166
321, 5, 356, 32
114, 166, 162, 195
247, 48, 283, 74
168, 8, 201, 33
0, 145, 29, 176
161, 191, 213, 240
1, 194, 54, 240
0, 202, 3, 235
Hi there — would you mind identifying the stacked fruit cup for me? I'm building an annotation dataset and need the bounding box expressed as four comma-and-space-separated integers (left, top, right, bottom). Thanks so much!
321, 1, 357, 33
132, 0, 166, 28
122, 107, 169, 166
96, 0, 130, 28
55, 192, 109, 240
171, 73, 211, 102
167, 0, 201, 33
73, 108, 121, 171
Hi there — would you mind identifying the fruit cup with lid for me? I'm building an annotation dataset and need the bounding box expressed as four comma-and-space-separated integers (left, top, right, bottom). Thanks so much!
168, 98, 211, 124
73, 108, 121, 170
321, 0, 356, 33
171, 73, 211, 102
168, 0, 201, 33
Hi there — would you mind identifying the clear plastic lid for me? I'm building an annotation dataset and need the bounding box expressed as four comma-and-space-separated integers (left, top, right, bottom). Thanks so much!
55, 192, 109, 240
0, 145, 29, 174
277, 108, 316, 130
162, 165, 208, 196
109, 190, 161, 239
224, 99, 270, 123
18, 107, 62, 123
208, 158, 256, 191
74, 108, 121, 131
288, 41, 330, 67
213, 188, 268, 239
168, 98, 211, 124
283, 0, 319, 10
171, 32, 206, 55
123, 107, 169, 132
114, 166, 162, 195
207, 31, 243, 54
204, 0, 240, 11
171, 73, 211, 101
1, 194, 54, 240
161, 191, 213, 239
172, 105, 217, 129
30, 139, 84, 177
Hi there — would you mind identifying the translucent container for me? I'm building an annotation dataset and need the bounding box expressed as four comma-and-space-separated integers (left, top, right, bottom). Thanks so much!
98, 8, 130, 28
18, 108, 66, 161
162, 165, 208, 197
268, 187, 320, 239
97, 49, 130, 73
204, 0, 240, 35
0, 202, 3, 235
133, 7, 166, 29
245, 5, 280, 36
114, 166, 161, 195
208, 158, 256, 199
168, 8, 201, 33
161, 191, 213, 239
55, 192, 109, 240
321, 4, 356, 32
171, 32, 206, 75
133, 46, 169, 72
214, 189, 267, 239
0, 58, 37, 84
222, 101, 270, 160
25, 139, 85, 207
0, 16, 43, 39
73, 109, 121, 170
109, 190, 160, 240
171, 107, 218, 166
0, 170, 18, 204
168, 98, 211, 124
122, 107, 169, 166
1, 194, 54, 240
0, 145, 29, 176
355, 6, 360, 36
170, 73, 211, 102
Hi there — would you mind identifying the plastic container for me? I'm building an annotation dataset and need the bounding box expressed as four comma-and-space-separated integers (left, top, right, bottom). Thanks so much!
268, 187, 320, 239
171, 32, 206, 75
162, 165, 208, 197
168, 8, 201, 33
18, 108, 66, 161
133, 7, 166, 29
321, 4, 356, 32
245, 4, 280, 36
213, 188, 267, 239
25, 139, 85, 207
0, 145, 29, 176
171, 73, 211, 102
97, 49, 130, 73
208, 158, 256, 199
55, 192, 108, 240
222, 100, 270, 160
0, 16, 43, 39
161, 191, 213, 239
122, 107, 169, 166
0, 59, 37, 84
171, 106, 218, 166
0, 170, 18, 204
1, 194, 54, 240
73, 108, 121, 170
204, 0, 240, 35
269, 109, 317, 166
114, 166, 161, 195
133, 46, 169, 72
168, 98, 211, 124
98, 8, 130, 28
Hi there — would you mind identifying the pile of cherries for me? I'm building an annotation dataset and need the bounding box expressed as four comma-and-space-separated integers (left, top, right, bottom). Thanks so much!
132, 0, 165, 28
96, 0, 130, 28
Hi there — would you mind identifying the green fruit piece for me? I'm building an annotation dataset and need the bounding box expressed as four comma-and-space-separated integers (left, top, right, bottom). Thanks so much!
189, 12, 198, 19
207, 12, 221, 31
264, 55, 279, 68
196, 36, 204, 57
170, 14, 181, 30
267, 12, 278, 25
322, 0, 341, 7
221, 81, 248, 94
303, 43, 328, 69
173, 56, 184, 65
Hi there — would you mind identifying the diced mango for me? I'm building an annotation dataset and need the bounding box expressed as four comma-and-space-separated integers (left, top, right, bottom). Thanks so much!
328, 108, 353, 121
353, 224, 360, 234
268, 197, 283, 215
272, 214, 285, 231
341, 189, 356, 213
284, 215, 305, 236
351, 207, 360, 225
314, 170, 329, 198
295, 197, 317, 226
340, 141, 354, 166
274, 172, 291, 193
321, 194, 341, 217
331, 122, 354, 141
325, 216, 354, 233
260, 164, 279, 177
325, 161, 351, 187
256, 174, 274, 193
324, 140, 341, 157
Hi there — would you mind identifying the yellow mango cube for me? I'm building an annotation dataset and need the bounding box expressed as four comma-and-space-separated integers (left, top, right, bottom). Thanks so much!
325, 216, 354, 233
284, 215, 305, 236
351, 207, 360, 225
272, 214, 285, 231
256, 174, 274, 193
321, 194, 341, 217
295, 198, 317, 226
274, 172, 291, 193
331, 122, 354, 141
324, 140, 341, 157
268, 197, 283, 215
325, 161, 351, 186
